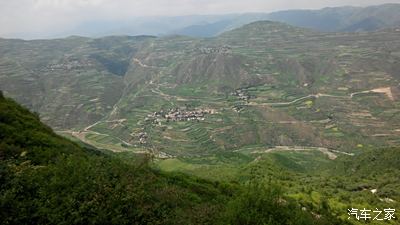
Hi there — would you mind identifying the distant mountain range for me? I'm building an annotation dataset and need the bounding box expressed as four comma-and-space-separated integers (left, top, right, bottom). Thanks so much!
8, 3, 400, 39
267, 3, 400, 32
173, 3, 400, 37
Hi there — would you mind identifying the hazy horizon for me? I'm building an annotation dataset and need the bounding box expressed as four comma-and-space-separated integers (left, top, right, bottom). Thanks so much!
2, 0, 400, 39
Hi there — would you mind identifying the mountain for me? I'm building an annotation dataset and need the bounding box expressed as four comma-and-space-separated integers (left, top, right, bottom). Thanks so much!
172, 20, 233, 37
66, 15, 240, 38
0, 35, 153, 130
267, 4, 400, 32
165, 4, 400, 37
1, 21, 400, 158
8, 15, 241, 39
171, 13, 272, 37
173, 4, 400, 37
6, 4, 400, 40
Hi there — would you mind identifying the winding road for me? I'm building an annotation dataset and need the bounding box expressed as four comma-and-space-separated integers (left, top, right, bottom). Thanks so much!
248, 87, 394, 107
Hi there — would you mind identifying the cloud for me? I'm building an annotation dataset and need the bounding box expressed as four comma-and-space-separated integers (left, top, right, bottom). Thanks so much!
1, 0, 400, 38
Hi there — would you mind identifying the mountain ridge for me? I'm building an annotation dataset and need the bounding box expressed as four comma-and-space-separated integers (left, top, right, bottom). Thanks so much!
3, 3, 400, 39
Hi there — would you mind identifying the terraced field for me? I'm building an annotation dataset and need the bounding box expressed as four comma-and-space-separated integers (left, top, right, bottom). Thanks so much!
1, 21, 400, 162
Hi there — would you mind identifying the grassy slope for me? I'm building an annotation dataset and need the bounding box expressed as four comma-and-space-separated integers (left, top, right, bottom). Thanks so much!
156, 147, 400, 224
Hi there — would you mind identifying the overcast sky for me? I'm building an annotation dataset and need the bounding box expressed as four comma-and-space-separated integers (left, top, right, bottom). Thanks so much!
1, 0, 400, 38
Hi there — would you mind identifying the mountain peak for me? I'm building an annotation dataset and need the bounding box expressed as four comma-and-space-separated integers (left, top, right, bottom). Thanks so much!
218, 20, 310, 40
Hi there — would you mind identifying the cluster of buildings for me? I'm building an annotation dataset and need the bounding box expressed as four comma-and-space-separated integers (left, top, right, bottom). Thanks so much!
198, 45, 232, 54
137, 132, 148, 144
47, 58, 93, 71
145, 108, 216, 123
232, 105, 245, 113
231, 89, 250, 101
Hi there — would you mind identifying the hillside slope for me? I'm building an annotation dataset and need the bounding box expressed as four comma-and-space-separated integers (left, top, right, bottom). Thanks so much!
0, 92, 350, 224
0, 92, 230, 224
0, 35, 153, 130
1, 21, 400, 158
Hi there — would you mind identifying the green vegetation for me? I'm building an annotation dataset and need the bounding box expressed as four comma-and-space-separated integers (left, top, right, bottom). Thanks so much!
0, 95, 228, 224
221, 181, 346, 225
1, 92, 353, 224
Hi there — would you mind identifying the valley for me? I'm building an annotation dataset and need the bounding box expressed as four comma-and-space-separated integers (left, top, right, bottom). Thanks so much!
1, 23, 400, 159
26, 23, 400, 159
1, 20, 400, 224
2, 1, 400, 224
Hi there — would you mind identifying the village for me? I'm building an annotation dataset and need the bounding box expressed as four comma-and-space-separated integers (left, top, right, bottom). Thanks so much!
145, 107, 216, 124
47, 57, 94, 71
198, 45, 232, 54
